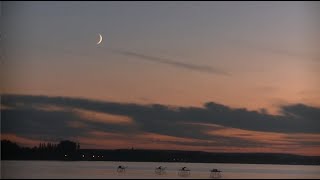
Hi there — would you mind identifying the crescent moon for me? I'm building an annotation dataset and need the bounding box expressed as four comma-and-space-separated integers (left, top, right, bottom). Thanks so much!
97, 34, 103, 45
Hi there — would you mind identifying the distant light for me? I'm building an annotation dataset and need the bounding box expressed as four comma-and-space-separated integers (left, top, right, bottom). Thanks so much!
82, 155, 85, 158
102, 156, 104, 158
98, 156, 100, 158
93, 155, 95, 158
65, 154, 67, 157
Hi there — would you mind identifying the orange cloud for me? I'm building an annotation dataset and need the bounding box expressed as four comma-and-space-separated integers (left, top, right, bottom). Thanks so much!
88, 130, 126, 138
206, 127, 296, 145
0, 104, 13, 110
72, 108, 134, 125
32, 104, 67, 112
67, 121, 88, 129
1, 133, 49, 147
204, 125, 320, 155
139, 132, 198, 143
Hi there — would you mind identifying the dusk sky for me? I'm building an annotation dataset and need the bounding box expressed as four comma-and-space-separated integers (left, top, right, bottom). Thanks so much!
1, 2, 320, 156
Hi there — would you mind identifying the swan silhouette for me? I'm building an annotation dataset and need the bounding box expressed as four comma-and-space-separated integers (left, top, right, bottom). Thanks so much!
178, 167, 191, 177
117, 165, 128, 173
210, 168, 222, 179
155, 166, 166, 175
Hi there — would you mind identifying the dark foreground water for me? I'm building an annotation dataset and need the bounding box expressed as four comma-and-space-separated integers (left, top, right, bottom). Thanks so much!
1, 161, 320, 179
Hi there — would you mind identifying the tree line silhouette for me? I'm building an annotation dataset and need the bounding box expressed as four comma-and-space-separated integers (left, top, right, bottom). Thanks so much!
1, 140, 81, 160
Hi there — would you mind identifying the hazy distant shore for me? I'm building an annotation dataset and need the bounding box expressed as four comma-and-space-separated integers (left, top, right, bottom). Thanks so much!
2, 140, 319, 166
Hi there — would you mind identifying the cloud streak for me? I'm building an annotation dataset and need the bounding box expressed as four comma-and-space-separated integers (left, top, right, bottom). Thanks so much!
112, 49, 230, 76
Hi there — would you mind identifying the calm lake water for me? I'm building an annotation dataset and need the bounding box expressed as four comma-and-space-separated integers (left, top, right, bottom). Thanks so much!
1, 161, 320, 179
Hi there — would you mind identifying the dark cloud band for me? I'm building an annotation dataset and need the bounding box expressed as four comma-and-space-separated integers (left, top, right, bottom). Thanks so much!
2, 94, 319, 135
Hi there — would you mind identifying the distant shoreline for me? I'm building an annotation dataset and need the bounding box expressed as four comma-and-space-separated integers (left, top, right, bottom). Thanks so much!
2, 140, 319, 166
2, 159, 320, 166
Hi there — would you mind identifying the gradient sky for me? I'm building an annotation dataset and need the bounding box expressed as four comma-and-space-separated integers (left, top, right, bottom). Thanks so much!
1, 2, 320, 156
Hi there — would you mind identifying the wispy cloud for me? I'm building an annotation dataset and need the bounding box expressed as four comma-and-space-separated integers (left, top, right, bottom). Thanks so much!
112, 49, 231, 76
